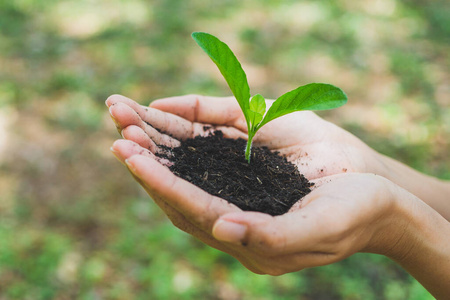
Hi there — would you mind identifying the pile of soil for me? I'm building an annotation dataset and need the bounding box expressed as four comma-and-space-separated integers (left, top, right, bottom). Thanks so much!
159, 131, 313, 216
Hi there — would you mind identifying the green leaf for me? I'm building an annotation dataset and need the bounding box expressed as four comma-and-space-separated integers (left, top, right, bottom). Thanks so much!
191, 32, 349, 164
257, 83, 347, 129
248, 94, 266, 128
191, 32, 251, 121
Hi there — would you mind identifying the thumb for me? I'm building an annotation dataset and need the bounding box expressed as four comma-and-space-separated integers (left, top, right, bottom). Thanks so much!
212, 208, 325, 255
150, 95, 245, 126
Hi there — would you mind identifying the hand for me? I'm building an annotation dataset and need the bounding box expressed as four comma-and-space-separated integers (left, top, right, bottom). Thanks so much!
106, 94, 402, 272
107, 141, 408, 275
106, 94, 450, 220
106, 94, 381, 180
111, 140, 450, 300
106, 94, 450, 298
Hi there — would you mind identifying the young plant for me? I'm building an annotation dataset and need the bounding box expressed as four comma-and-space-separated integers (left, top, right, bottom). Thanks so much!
192, 32, 348, 163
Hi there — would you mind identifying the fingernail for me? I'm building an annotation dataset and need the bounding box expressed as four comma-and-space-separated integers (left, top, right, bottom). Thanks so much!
125, 159, 137, 174
109, 105, 114, 116
213, 219, 247, 244
110, 147, 126, 166
109, 106, 119, 122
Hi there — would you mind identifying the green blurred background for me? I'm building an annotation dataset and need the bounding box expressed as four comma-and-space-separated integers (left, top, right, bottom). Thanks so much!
0, 0, 448, 299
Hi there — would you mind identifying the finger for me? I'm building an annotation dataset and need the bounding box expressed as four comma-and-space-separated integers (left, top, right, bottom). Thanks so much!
111, 139, 172, 166
109, 94, 248, 139
127, 167, 244, 257
128, 173, 263, 274
109, 102, 181, 147
106, 94, 139, 108
107, 94, 174, 129
146, 94, 248, 139
125, 154, 241, 230
122, 125, 158, 152
150, 94, 247, 130
108, 101, 141, 131
111, 145, 254, 265
214, 174, 388, 256
212, 199, 341, 255
107, 94, 207, 140
120, 125, 175, 161
107, 94, 227, 140
142, 184, 260, 272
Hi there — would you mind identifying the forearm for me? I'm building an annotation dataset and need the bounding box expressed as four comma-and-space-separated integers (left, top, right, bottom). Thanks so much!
374, 152, 450, 221
387, 187, 450, 299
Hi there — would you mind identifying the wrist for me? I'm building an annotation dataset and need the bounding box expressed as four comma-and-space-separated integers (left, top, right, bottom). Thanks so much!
362, 178, 416, 258
371, 152, 450, 221
362, 177, 438, 260
375, 183, 422, 261
384, 185, 450, 298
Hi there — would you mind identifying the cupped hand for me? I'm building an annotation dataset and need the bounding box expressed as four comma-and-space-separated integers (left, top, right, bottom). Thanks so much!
109, 141, 406, 275
106, 94, 450, 297
106, 94, 247, 166
106, 94, 381, 180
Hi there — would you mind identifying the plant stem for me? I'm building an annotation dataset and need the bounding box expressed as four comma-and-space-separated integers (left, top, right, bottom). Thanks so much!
245, 133, 254, 163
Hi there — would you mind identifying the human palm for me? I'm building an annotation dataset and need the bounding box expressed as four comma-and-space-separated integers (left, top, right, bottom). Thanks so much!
105, 94, 421, 276
107, 94, 377, 180
105, 94, 450, 297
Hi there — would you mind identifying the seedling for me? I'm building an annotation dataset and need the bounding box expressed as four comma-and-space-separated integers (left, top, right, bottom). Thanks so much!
192, 32, 347, 163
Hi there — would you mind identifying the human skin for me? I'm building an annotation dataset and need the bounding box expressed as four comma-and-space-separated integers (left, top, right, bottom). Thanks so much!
106, 94, 450, 298
106, 94, 450, 221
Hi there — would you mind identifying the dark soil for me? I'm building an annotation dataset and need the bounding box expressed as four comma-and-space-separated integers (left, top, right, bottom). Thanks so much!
158, 131, 313, 216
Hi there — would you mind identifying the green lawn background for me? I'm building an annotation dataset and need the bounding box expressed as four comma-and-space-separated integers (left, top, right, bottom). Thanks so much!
0, 0, 448, 299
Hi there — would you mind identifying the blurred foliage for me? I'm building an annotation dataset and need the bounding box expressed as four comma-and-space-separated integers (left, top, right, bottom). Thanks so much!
0, 0, 448, 299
